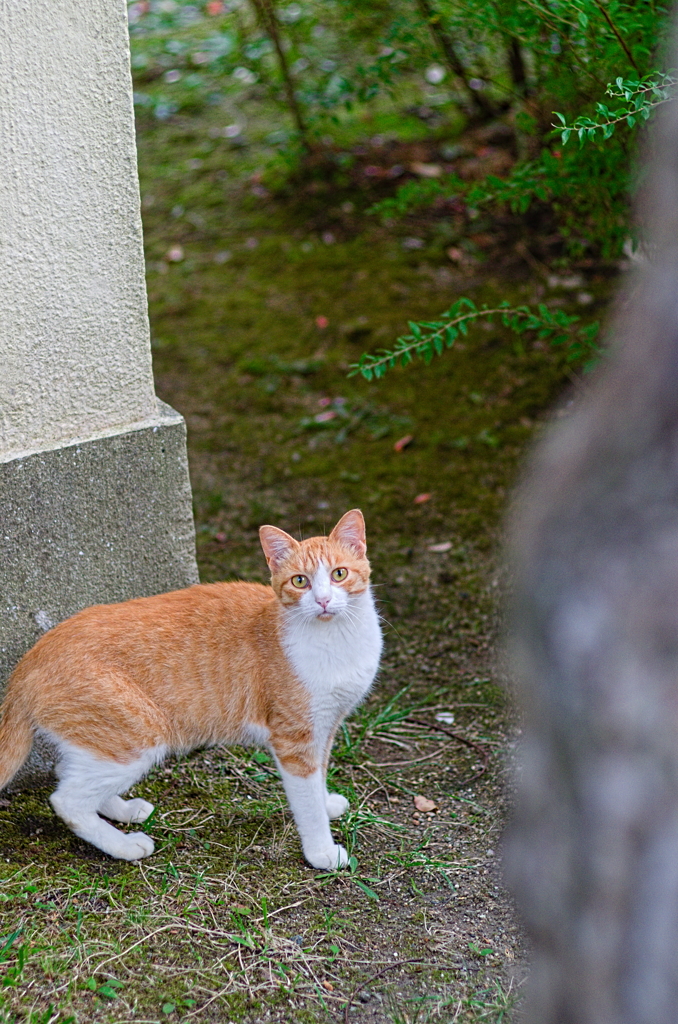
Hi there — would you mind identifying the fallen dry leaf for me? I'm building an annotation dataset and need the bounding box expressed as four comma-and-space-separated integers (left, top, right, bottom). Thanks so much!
394, 434, 414, 452
410, 161, 442, 178
321, 980, 334, 992
414, 794, 437, 813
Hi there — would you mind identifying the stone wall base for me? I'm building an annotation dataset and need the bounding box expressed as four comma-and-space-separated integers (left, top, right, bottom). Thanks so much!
0, 399, 199, 786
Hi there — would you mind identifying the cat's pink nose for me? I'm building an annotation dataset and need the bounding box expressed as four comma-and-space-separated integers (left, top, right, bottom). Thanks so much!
317, 596, 330, 610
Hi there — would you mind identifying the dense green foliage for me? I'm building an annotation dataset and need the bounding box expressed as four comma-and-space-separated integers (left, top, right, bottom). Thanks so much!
127, 0, 669, 370
128, 0, 670, 255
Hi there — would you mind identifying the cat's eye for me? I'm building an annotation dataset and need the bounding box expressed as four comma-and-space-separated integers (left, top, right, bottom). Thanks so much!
331, 567, 348, 582
291, 575, 309, 589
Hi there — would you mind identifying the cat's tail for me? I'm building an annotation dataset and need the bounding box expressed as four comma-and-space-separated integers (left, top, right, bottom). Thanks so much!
0, 688, 34, 791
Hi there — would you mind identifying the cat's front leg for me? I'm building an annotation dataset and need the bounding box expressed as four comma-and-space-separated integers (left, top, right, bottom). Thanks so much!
276, 763, 348, 870
322, 728, 349, 820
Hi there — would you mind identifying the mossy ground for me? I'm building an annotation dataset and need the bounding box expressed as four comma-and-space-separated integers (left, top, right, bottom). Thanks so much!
0, 54, 614, 1024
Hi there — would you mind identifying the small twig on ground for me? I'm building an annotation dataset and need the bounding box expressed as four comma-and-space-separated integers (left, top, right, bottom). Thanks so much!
406, 717, 490, 783
514, 240, 550, 279
367, 742, 455, 767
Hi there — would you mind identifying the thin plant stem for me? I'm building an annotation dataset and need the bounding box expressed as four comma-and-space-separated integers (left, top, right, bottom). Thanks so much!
592, 0, 640, 74
248, 0, 309, 146
415, 0, 496, 117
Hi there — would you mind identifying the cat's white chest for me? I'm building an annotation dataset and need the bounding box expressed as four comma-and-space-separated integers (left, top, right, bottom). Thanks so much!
282, 589, 382, 719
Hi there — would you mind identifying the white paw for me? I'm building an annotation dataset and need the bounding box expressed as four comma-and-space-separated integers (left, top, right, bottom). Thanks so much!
305, 843, 349, 871
125, 798, 155, 823
98, 795, 155, 824
326, 793, 349, 819
114, 832, 155, 861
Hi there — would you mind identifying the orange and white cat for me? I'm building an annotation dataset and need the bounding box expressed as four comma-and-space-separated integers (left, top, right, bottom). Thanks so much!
0, 510, 382, 870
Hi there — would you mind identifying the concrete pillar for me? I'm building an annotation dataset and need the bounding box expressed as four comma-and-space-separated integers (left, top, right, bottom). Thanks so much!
0, 1, 199, 752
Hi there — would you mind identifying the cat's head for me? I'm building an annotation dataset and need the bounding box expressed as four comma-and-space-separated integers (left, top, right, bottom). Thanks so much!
259, 509, 371, 621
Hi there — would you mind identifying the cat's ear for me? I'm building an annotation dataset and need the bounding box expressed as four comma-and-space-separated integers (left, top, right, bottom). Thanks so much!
259, 525, 299, 569
329, 509, 367, 557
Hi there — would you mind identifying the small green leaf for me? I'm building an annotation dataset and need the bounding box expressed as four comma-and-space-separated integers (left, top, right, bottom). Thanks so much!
162, 1003, 176, 1014
354, 879, 380, 901
0, 929, 22, 964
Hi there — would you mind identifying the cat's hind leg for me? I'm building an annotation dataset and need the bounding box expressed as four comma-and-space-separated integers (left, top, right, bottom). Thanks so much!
49, 740, 165, 860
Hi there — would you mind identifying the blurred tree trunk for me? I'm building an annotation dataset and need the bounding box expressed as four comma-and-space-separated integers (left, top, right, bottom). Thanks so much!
507, 20, 678, 1021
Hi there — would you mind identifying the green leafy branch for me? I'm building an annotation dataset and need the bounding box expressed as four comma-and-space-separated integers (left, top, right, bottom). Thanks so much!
349, 299, 601, 380
369, 159, 556, 224
554, 71, 678, 143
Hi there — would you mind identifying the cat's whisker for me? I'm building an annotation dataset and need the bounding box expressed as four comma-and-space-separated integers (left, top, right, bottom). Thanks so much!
341, 608, 362, 630
377, 614, 406, 642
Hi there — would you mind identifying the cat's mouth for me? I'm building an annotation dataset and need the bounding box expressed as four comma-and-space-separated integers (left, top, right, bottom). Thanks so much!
316, 611, 335, 621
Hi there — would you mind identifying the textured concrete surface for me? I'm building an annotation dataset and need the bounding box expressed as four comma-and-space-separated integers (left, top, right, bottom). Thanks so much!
0, 0, 157, 460
0, 400, 199, 784
0, 401, 199, 685
1, 2, 200, 786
